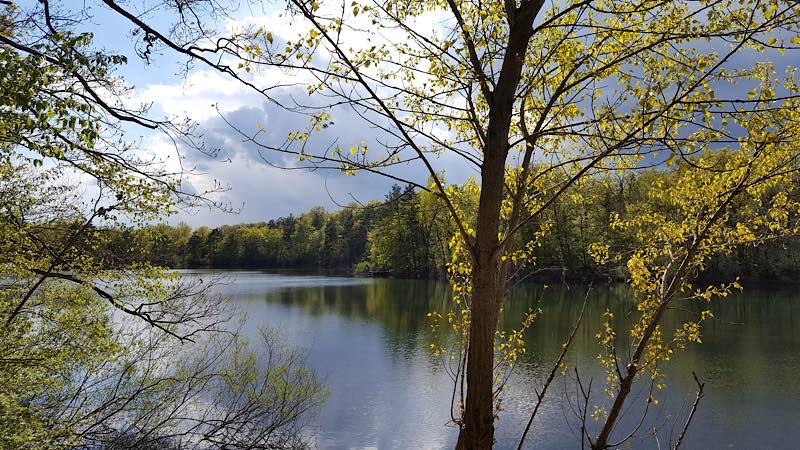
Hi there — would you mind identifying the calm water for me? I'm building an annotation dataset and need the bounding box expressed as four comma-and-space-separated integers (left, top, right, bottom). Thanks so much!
193, 271, 800, 449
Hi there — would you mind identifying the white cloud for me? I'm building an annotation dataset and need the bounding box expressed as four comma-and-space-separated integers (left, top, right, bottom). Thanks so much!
128, 8, 476, 227
153, 94, 474, 225
139, 70, 257, 122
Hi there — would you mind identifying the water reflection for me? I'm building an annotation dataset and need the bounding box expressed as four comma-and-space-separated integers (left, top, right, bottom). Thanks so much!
198, 271, 800, 449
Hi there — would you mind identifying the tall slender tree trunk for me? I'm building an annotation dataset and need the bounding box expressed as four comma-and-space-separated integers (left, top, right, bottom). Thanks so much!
457, 150, 507, 449
454, 3, 543, 448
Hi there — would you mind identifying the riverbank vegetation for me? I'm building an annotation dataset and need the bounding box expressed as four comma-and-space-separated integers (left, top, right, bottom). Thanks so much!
117, 175, 800, 285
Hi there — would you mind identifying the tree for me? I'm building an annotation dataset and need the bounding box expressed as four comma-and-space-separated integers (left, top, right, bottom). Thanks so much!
39, 0, 800, 447
216, 225, 244, 267
337, 208, 359, 265
134, 222, 193, 266
0, 2, 326, 447
289, 212, 325, 265
0, 159, 329, 449
186, 226, 212, 267
321, 217, 344, 266
366, 185, 435, 277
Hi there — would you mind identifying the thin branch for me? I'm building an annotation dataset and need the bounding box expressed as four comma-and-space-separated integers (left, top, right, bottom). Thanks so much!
672, 372, 705, 450
517, 285, 591, 450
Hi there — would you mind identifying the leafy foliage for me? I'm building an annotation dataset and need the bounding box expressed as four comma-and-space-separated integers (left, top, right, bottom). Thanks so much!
0, 3, 326, 448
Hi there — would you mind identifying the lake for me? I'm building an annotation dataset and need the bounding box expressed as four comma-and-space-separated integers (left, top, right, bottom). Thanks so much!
193, 270, 800, 449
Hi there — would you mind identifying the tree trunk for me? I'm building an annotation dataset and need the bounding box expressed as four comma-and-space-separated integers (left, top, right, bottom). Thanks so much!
457, 150, 506, 449
455, 3, 543, 448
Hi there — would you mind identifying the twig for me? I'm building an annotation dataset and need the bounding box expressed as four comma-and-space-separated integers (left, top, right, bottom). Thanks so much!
517, 286, 591, 449
672, 372, 705, 450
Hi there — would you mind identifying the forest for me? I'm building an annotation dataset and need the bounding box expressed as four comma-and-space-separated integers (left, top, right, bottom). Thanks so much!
123, 176, 800, 284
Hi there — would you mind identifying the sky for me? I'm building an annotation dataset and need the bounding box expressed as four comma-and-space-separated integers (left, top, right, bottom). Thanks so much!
74, 0, 794, 227
81, 1, 474, 227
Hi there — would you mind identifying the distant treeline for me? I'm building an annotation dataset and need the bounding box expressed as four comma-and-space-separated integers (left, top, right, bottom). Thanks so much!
105, 174, 800, 283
